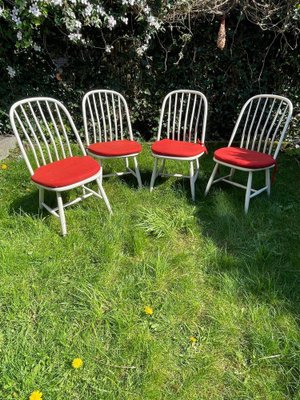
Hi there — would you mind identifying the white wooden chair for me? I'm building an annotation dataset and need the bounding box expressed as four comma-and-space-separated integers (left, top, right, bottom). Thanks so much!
150, 89, 208, 201
205, 94, 293, 213
82, 89, 142, 187
10, 97, 112, 236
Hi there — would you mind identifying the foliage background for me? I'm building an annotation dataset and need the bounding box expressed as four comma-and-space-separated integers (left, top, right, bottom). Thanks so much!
0, 1, 299, 142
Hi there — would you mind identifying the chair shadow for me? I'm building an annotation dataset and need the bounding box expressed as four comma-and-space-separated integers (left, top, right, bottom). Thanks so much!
193, 150, 300, 326
9, 189, 68, 218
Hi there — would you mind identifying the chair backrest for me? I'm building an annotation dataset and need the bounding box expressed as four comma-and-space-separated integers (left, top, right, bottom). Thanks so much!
229, 94, 293, 159
10, 97, 85, 176
157, 89, 208, 144
82, 89, 134, 145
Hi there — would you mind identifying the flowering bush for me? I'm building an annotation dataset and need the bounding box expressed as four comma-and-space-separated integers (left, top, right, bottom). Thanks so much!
0, 1, 299, 141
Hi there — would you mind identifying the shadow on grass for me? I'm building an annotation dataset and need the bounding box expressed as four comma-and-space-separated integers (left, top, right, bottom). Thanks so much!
194, 147, 300, 321
9, 188, 73, 218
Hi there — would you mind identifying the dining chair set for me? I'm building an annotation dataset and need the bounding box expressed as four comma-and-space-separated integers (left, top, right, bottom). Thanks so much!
9, 89, 293, 235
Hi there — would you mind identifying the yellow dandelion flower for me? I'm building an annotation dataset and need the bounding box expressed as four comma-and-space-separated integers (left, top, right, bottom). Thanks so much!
189, 336, 197, 344
144, 306, 153, 316
72, 358, 83, 369
1, 164, 8, 170
29, 390, 43, 400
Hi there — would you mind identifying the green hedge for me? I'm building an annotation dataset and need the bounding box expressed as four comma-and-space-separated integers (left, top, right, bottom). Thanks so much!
0, 4, 299, 142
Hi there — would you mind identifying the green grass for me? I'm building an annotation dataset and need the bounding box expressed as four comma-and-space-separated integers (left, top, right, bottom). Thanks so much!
0, 143, 300, 400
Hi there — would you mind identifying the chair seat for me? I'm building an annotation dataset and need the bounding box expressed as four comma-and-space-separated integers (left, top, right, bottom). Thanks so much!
88, 140, 142, 157
152, 139, 207, 158
214, 147, 275, 169
31, 156, 100, 188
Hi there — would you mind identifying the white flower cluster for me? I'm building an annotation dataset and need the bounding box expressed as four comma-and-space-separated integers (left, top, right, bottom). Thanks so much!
107, 15, 117, 30
68, 32, 83, 42
29, 3, 42, 17
147, 15, 161, 30
4, 0, 164, 68
105, 45, 114, 53
11, 7, 21, 25
136, 33, 152, 56
7, 66, 16, 78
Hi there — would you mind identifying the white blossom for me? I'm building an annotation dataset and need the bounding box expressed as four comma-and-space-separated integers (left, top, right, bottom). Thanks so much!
17, 31, 22, 40
120, 16, 128, 24
136, 43, 148, 56
84, 4, 93, 17
11, 7, 21, 25
74, 20, 82, 29
107, 15, 116, 30
68, 32, 83, 41
51, 0, 63, 5
105, 45, 113, 53
33, 43, 41, 51
29, 4, 42, 17
147, 15, 161, 30
0, 7, 4, 16
7, 66, 16, 78
96, 6, 106, 16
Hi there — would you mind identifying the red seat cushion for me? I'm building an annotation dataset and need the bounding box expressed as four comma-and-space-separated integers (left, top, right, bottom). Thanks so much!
152, 139, 207, 158
88, 140, 142, 157
31, 156, 100, 188
214, 147, 275, 169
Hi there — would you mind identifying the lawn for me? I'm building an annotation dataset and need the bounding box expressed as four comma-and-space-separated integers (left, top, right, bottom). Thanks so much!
0, 143, 300, 400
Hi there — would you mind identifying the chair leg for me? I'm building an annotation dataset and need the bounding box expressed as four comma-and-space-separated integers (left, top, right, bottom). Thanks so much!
229, 168, 235, 181
133, 157, 143, 188
205, 163, 219, 196
159, 159, 166, 175
265, 168, 271, 196
125, 157, 129, 169
96, 178, 112, 215
189, 161, 195, 201
150, 158, 158, 192
39, 188, 44, 209
245, 171, 253, 214
56, 192, 67, 236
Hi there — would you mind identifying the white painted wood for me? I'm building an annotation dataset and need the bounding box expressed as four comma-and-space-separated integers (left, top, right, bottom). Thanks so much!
10, 97, 112, 235
150, 89, 208, 201
83, 89, 142, 187
205, 94, 293, 212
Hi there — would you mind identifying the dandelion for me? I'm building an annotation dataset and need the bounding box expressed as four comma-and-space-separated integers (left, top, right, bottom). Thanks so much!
29, 390, 43, 400
1, 164, 8, 170
144, 306, 153, 315
72, 357, 83, 369
189, 336, 197, 344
